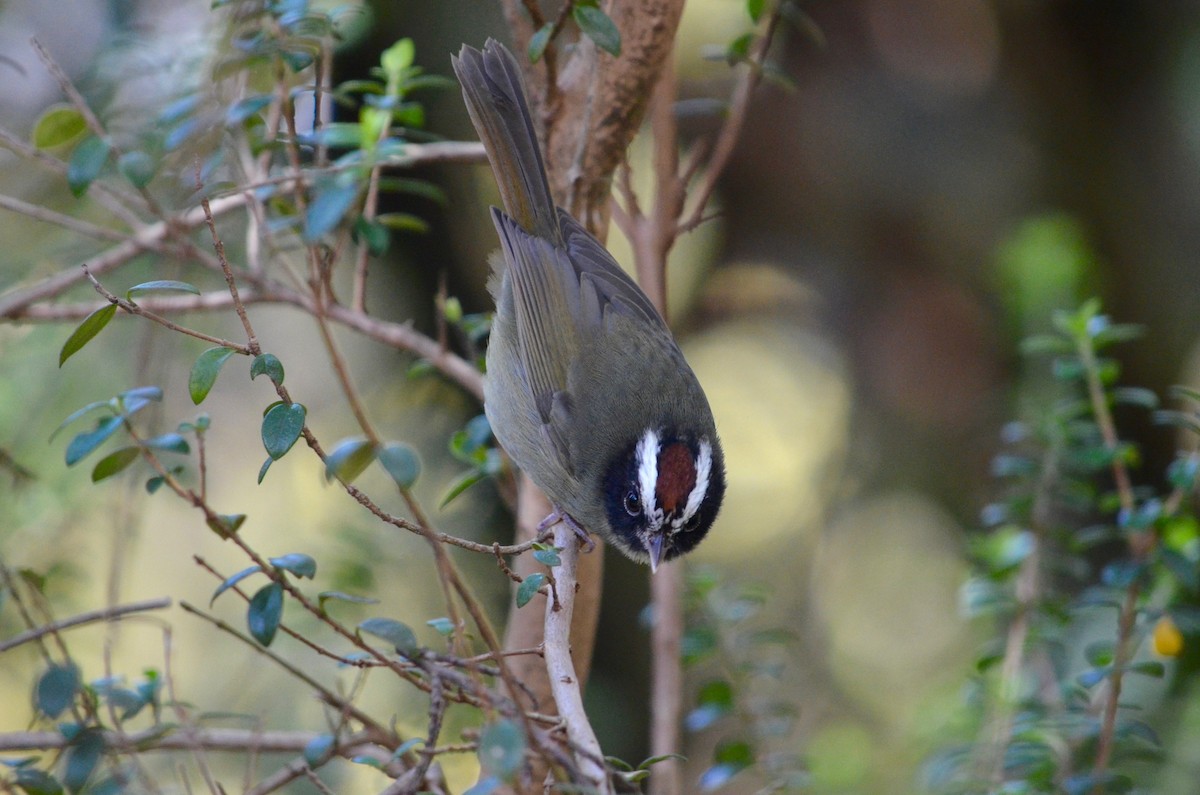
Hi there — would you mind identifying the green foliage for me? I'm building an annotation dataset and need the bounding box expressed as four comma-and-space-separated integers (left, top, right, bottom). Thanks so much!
188, 346, 238, 404
930, 300, 1200, 794
59, 304, 116, 367
572, 2, 622, 56
516, 573, 545, 608
681, 569, 805, 792
32, 105, 87, 149
358, 616, 419, 657
66, 136, 110, 197
476, 719, 525, 782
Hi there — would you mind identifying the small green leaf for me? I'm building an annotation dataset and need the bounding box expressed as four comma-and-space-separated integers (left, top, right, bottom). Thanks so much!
353, 216, 390, 255
573, 3, 621, 56
189, 346, 238, 404
32, 105, 87, 149
211, 565, 263, 604
380, 37, 415, 77
478, 720, 524, 780
117, 150, 157, 188
14, 768, 63, 795
1128, 660, 1166, 678
359, 616, 419, 656
378, 442, 420, 488
206, 513, 246, 536
143, 433, 190, 454
91, 446, 139, 482
532, 547, 561, 567
528, 23, 554, 63
49, 400, 111, 441
324, 437, 376, 483
426, 617, 455, 635
746, 0, 765, 22
375, 212, 430, 234
59, 304, 117, 366
250, 353, 285, 385
261, 402, 306, 460
304, 178, 361, 241
257, 456, 272, 484
62, 729, 104, 794
516, 573, 546, 608
247, 582, 284, 646
441, 470, 486, 507
65, 415, 124, 466
118, 385, 164, 414
126, 280, 200, 301
35, 663, 80, 719
226, 95, 272, 125
304, 734, 335, 766
318, 591, 380, 610
67, 135, 111, 197
270, 553, 317, 579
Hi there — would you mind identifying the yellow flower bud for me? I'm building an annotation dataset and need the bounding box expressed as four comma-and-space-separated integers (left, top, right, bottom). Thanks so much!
1153, 615, 1184, 657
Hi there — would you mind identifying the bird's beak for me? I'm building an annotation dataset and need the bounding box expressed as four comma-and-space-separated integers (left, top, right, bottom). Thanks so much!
647, 534, 665, 574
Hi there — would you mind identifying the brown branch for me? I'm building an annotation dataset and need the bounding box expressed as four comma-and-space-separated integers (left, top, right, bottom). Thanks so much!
543, 525, 612, 793
83, 266, 253, 354
0, 597, 171, 653
678, 10, 780, 234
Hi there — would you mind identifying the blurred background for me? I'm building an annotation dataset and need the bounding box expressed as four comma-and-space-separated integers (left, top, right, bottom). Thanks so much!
3, 0, 1200, 793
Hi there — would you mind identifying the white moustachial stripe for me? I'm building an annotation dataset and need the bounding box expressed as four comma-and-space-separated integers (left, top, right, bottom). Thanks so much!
679, 439, 712, 529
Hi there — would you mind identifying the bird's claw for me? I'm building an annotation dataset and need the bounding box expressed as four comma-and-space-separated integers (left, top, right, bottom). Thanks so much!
537, 508, 595, 552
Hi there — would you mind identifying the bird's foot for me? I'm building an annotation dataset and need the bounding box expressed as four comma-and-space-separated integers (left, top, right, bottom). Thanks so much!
537, 509, 595, 552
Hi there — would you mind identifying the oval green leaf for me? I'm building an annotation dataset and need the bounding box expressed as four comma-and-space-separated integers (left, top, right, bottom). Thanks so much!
250, 353, 284, 385
59, 304, 117, 367
324, 437, 375, 483
261, 402, 306, 460
62, 729, 104, 794
573, 3, 621, 56
65, 415, 124, 467
378, 442, 420, 488
67, 135, 111, 197
477, 719, 525, 780
318, 591, 380, 609
189, 346, 238, 405
35, 663, 80, 719
143, 433, 190, 454
304, 734, 335, 766
359, 616, 418, 657
375, 212, 430, 234
247, 582, 284, 646
126, 280, 200, 301
304, 179, 360, 241
528, 23, 554, 63
91, 446, 139, 482
32, 105, 87, 149
270, 553, 316, 579
117, 150, 157, 188
210, 565, 263, 605
206, 513, 246, 537
257, 456, 273, 484
14, 768, 63, 795
516, 573, 546, 608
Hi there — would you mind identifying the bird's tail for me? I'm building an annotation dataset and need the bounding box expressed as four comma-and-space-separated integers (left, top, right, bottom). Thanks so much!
452, 40, 560, 242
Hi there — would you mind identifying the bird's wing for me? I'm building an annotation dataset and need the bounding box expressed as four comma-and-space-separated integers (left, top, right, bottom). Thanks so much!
557, 211, 670, 333
492, 209, 580, 469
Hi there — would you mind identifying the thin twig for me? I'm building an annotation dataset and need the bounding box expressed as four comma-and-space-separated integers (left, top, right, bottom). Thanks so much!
0, 597, 171, 652
83, 266, 252, 353
543, 525, 612, 793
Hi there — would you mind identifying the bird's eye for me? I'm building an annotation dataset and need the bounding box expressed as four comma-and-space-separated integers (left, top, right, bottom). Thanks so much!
683, 513, 700, 531
623, 490, 641, 516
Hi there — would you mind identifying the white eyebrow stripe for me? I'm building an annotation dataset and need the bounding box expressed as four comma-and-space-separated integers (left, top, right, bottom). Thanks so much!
636, 428, 662, 529
680, 439, 712, 528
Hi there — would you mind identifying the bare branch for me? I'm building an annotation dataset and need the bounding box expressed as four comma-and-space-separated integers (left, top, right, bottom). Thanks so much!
543, 525, 612, 794
0, 597, 171, 653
